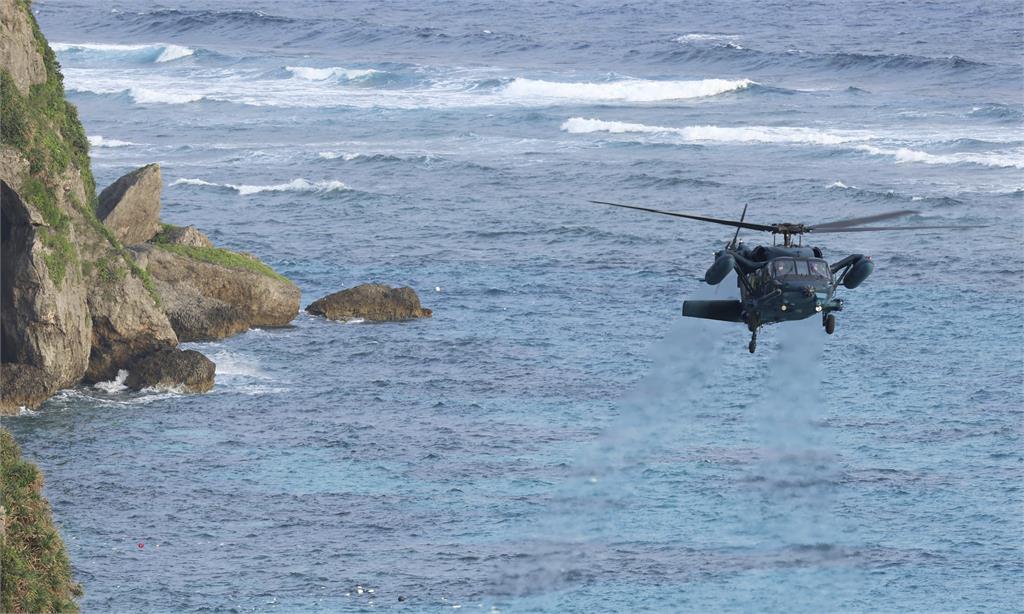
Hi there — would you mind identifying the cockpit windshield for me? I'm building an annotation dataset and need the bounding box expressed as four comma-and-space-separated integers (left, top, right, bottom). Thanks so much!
770, 258, 830, 280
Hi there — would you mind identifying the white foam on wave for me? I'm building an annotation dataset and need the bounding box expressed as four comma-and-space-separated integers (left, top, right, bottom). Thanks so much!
171, 177, 349, 195
855, 144, 1024, 169
171, 177, 221, 187
827, 181, 854, 189
205, 349, 266, 379
561, 117, 865, 145
63, 63, 760, 109
52, 42, 194, 63
286, 66, 378, 81
131, 87, 205, 104
94, 369, 129, 393
88, 135, 136, 148
318, 151, 362, 161
675, 33, 740, 43
501, 77, 754, 102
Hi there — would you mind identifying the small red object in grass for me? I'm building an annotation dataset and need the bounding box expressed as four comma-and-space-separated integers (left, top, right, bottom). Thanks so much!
138, 543, 144, 549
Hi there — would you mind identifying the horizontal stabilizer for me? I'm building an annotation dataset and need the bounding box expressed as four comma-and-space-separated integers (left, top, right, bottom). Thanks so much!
682, 300, 744, 322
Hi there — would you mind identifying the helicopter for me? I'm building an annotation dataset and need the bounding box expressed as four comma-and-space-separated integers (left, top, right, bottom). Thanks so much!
589, 200, 981, 353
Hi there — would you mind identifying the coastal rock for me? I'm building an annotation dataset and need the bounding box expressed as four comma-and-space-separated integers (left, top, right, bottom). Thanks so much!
306, 284, 432, 322
0, 363, 58, 413
0, 181, 91, 409
132, 244, 300, 341
124, 347, 215, 393
0, 0, 47, 95
156, 224, 214, 248
96, 164, 162, 245
84, 275, 179, 383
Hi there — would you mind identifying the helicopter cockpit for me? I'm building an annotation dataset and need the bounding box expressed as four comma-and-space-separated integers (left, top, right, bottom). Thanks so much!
770, 258, 830, 280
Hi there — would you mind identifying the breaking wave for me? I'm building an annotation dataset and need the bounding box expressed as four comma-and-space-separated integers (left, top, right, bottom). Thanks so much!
854, 145, 1024, 169
171, 177, 349, 195
88, 135, 136, 148
561, 117, 866, 145
286, 66, 379, 81
500, 77, 754, 102
53, 42, 195, 63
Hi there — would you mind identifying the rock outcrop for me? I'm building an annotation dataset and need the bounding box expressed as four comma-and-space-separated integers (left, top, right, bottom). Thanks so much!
96, 163, 162, 245
306, 284, 433, 322
156, 223, 213, 248
0, 0, 46, 95
0, 0, 221, 411
124, 347, 215, 393
132, 243, 300, 341
1, 181, 91, 400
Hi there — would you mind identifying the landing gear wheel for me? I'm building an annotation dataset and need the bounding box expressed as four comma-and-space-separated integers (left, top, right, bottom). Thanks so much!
824, 314, 836, 335
748, 330, 757, 353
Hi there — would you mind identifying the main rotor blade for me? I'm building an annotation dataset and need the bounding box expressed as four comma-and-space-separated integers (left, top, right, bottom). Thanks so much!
810, 224, 987, 233
588, 200, 775, 232
810, 209, 919, 230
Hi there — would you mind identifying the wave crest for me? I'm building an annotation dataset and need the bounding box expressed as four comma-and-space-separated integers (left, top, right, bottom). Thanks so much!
88, 135, 136, 148
561, 117, 864, 145
171, 177, 349, 195
502, 77, 753, 102
286, 66, 379, 81
52, 42, 195, 63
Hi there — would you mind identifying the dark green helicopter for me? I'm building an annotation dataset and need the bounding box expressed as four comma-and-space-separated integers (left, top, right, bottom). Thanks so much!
589, 200, 980, 353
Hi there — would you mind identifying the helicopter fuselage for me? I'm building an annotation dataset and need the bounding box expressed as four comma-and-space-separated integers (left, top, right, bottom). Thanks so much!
731, 244, 844, 327
682, 241, 872, 348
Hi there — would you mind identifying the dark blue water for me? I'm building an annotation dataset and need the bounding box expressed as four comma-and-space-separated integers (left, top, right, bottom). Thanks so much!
8, 1, 1023, 611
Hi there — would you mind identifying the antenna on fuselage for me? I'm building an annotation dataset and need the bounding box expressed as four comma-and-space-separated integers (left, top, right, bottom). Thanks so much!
730, 204, 748, 249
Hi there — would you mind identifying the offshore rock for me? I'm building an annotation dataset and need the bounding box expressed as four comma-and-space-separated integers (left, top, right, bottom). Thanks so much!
0, 181, 91, 410
124, 347, 215, 393
96, 163, 162, 245
132, 244, 300, 341
306, 284, 432, 322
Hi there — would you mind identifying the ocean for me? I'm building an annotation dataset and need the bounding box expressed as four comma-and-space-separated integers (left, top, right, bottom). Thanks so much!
7, 0, 1023, 611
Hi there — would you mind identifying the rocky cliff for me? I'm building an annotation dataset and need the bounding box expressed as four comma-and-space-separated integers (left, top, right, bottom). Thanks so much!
0, 0, 298, 411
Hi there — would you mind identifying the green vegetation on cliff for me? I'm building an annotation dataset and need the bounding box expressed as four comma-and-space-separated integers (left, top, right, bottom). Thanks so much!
153, 226, 290, 282
0, 430, 81, 612
0, 2, 160, 303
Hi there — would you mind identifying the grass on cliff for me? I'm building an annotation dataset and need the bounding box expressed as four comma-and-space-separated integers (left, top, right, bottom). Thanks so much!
1, 3, 160, 305
1, 430, 81, 613
0, 2, 90, 290
153, 228, 289, 282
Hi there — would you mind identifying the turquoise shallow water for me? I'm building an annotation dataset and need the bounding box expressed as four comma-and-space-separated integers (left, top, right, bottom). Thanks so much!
7, 0, 1023, 611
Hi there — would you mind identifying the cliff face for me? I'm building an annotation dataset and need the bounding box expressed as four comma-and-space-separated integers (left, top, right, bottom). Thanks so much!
0, 0, 177, 411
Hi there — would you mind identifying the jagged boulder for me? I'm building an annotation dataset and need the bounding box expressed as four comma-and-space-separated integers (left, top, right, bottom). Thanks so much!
96, 163, 162, 245
0, 181, 91, 411
306, 284, 432, 322
132, 244, 300, 341
124, 347, 215, 392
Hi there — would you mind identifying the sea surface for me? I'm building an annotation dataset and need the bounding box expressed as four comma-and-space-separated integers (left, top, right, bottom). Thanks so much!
7, 1, 1024, 611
